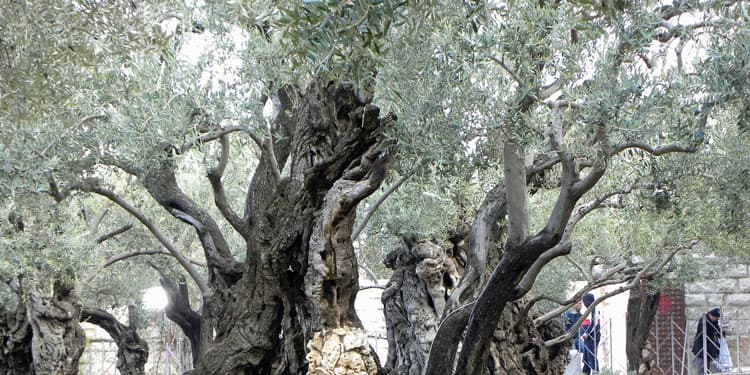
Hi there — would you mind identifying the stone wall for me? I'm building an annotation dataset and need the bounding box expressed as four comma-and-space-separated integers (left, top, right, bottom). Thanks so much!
685, 263, 750, 321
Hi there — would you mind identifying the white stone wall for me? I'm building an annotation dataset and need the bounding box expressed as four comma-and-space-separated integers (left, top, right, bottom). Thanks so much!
685, 263, 750, 321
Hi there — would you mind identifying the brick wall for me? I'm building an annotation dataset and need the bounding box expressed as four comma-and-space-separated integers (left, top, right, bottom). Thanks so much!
650, 288, 687, 374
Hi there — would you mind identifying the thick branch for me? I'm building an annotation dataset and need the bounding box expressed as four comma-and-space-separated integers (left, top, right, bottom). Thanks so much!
155, 271, 203, 365
424, 302, 474, 375
504, 141, 529, 245
80, 308, 129, 341
207, 135, 245, 237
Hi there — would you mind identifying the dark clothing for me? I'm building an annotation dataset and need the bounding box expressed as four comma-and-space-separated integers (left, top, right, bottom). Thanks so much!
692, 313, 722, 360
562, 310, 582, 332
579, 309, 600, 374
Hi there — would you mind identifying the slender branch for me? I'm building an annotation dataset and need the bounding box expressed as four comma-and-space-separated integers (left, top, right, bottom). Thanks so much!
352, 171, 412, 241
610, 141, 699, 156
512, 243, 572, 299
488, 55, 528, 91
97, 156, 141, 176
512, 186, 633, 297
103, 248, 207, 268
95, 224, 132, 244
90, 186, 209, 295
263, 137, 282, 184
566, 256, 588, 279
39, 113, 106, 157
538, 239, 696, 341
87, 201, 113, 237
358, 285, 385, 291
177, 126, 243, 154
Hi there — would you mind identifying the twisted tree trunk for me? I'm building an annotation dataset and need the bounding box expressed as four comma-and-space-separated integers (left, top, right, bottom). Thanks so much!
81, 306, 148, 375
172, 79, 395, 374
27, 281, 86, 375
0, 284, 32, 375
382, 236, 567, 375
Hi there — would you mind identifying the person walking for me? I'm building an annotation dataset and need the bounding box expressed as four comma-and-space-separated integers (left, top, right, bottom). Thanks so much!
579, 293, 600, 374
692, 308, 722, 375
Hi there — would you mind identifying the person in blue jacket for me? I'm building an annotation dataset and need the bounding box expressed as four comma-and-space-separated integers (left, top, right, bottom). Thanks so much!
561, 300, 583, 347
692, 308, 722, 375
579, 293, 600, 374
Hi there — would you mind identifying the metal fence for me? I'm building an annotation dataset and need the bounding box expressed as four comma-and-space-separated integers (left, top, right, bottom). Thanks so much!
652, 311, 750, 375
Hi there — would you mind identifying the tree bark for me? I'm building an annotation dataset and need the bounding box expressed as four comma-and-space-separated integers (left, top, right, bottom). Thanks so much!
187, 79, 394, 374
384, 237, 567, 375
26, 281, 86, 375
158, 275, 202, 367
80, 307, 148, 375
626, 280, 661, 373
0, 285, 32, 375
381, 238, 462, 375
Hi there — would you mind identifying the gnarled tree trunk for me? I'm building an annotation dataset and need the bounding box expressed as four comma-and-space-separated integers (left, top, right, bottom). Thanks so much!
81, 306, 148, 375
174, 79, 395, 374
27, 281, 86, 375
0, 282, 32, 375
382, 236, 567, 375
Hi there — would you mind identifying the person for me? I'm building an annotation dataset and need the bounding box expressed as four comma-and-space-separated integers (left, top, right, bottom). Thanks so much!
579, 293, 600, 374
561, 300, 583, 346
692, 308, 722, 375
562, 301, 583, 375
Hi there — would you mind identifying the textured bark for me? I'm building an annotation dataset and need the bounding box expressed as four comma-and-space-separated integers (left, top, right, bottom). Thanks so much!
486, 304, 567, 374
80, 307, 148, 375
384, 237, 567, 375
626, 281, 660, 373
382, 239, 462, 375
187, 79, 394, 374
0, 289, 32, 375
27, 282, 86, 375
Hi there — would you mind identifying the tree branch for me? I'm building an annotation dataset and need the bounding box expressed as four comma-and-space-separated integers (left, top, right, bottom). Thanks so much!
488, 55, 529, 92
95, 224, 132, 244
85, 201, 112, 236
504, 141, 529, 245
610, 141, 699, 156
89, 185, 209, 295
512, 186, 634, 297
351, 171, 412, 241
207, 134, 245, 237
103, 248, 207, 268
248, 129, 282, 184
177, 126, 243, 154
